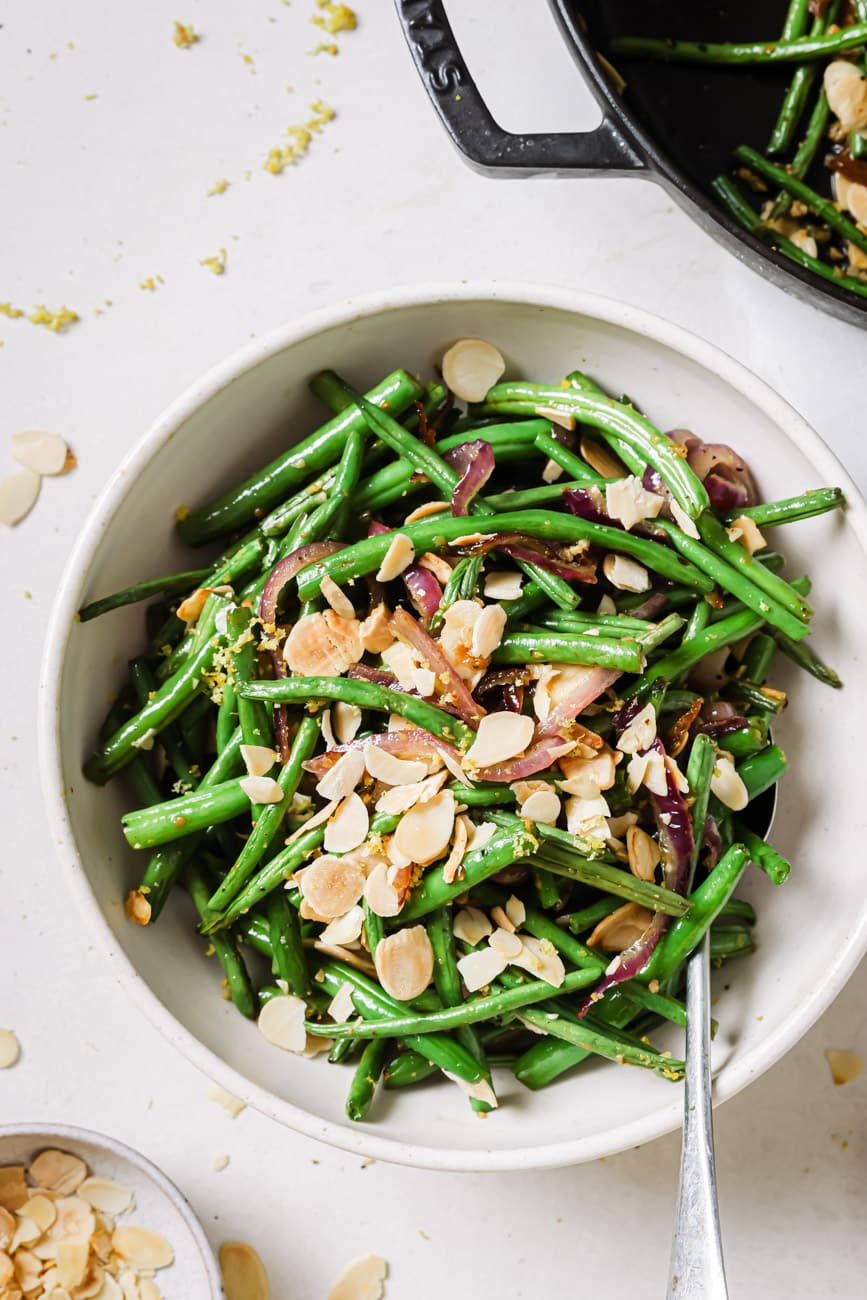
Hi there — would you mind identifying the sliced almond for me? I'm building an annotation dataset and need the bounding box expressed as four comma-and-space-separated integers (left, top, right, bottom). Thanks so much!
46, 1195, 94, 1243
240, 744, 278, 778
710, 751, 748, 811
465, 820, 497, 853
319, 905, 365, 946
403, 500, 451, 525
77, 1178, 133, 1217
359, 603, 394, 654
333, 701, 362, 745
542, 457, 564, 483
220, 1240, 270, 1300
14, 1246, 41, 1291
453, 907, 493, 947
511, 935, 565, 987
727, 514, 766, 555
409, 666, 436, 697
602, 552, 650, 592
56, 1238, 90, 1289
320, 574, 356, 619
283, 610, 363, 677
559, 749, 617, 798
626, 826, 661, 882
441, 813, 469, 885
10, 1215, 40, 1250
441, 337, 505, 403
112, 1225, 173, 1271
207, 1083, 246, 1118
626, 749, 668, 798
375, 533, 414, 583
587, 901, 653, 951
324, 792, 369, 853
137, 1281, 162, 1300
327, 982, 357, 1024
374, 927, 434, 1001
375, 780, 428, 816
0, 1250, 13, 1287
670, 499, 700, 540
463, 711, 534, 769
617, 702, 657, 755
257, 995, 307, 1054
21, 1194, 55, 1233
605, 476, 664, 531
29, 1151, 87, 1196
11, 430, 69, 475
0, 1027, 20, 1069
457, 946, 508, 993
239, 775, 283, 805
535, 405, 575, 431
316, 747, 366, 802
363, 862, 403, 918
824, 1048, 864, 1087
417, 551, 453, 584
392, 789, 456, 866
489, 927, 523, 959
519, 787, 561, 825
443, 1071, 499, 1109
0, 1206, 14, 1248
580, 435, 625, 479
505, 895, 526, 928
118, 1270, 142, 1300
328, 1253, 388, 1300
490, 904, 515, 934
0, 467, 40, 526
483, 570, 522, 601
824, 59, 867, 134
299, 853, 366, 919
471, 603, 506, 658
363, 744, 428, 787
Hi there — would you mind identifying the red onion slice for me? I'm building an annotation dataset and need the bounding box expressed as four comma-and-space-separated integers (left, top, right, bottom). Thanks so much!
443, 439, 495, 516
498, 542, 597, 585
563, 486, 614, 527
536, 668, 621, 741
472, 734, 577, 783
576, 914, 669, 1019
390, 607, 484, 728
303, 728, 463, 779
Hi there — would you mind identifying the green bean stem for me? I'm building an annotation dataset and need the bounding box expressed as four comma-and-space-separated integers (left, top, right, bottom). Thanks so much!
609, 26, 867, 65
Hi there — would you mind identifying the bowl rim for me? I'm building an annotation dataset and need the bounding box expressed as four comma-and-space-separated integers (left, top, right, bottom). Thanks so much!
0, 1121, 222, 1294
38, 280, 867, 1172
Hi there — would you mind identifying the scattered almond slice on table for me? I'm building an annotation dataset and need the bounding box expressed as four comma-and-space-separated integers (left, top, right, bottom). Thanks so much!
824, 1048, 864, 1086
220, 1240, 270, 1300
0, 1027, 21, 1068
1, 431, 75, 526
328, 1253, 388, 1300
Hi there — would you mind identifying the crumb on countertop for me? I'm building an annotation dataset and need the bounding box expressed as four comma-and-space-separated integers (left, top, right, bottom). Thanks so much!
139, 276, 164, 292
263, 101, 335, 174
208, 178, 230, 196
173, 21, 200, 48
200, 248, 228, 276
29, 305, 80, 332
312, 2, 357, 35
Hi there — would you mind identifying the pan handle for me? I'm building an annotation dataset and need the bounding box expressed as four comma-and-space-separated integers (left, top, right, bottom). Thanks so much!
394, 0, 644, 176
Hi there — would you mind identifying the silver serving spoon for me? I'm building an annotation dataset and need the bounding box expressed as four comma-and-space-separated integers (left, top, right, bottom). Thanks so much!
666, 785, 776, 1299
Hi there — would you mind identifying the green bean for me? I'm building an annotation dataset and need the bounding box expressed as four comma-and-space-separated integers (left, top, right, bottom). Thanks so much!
531, 841, 691, 916
741, 632, 777, 684
227, 607, 273, 751
738, 744, 788, 801
85, 598, 226, 784
645, 844, 750, 982
383, 1050, 438, 1089
126, 757, 163, 808
186, 864, 256, 1018
177, 370, 422, 545
566, 897, 621, 935
735, 145, 867, 261
492, 631, 645, 673
313, 967, 599, 1041
685, 732, 716, 892
716, 897, 757, 925
609, 25, 867, 64
208, 532, 270, 589
216, 678, 239, 753
710, 930, 755, 962
682, 598, 710, 646
727, 487, 845, 529
346, 1038, 390, 1122
427, 907, 493, 1112
774, 628, 842, 688
481, 382, 709, 518
531, 866, 561, 911
128, 657, 197, 790
484, 480, 589, 511
294, 508, 713, 602
636, 612, 686, 651
238, 675, 474, 748
77, 568, 211, 623
123, 777, 249, 849
292, 424, 366, 547
718, 719, 771, 759
258, 471, 336, 537
735, 823, 792, 885
520, 905, 606, 972
532, 429, 603, 484
266, 892, 309, 995
363, 900, 385, 957
207, 713, 321, 912
767, 0, 821, 154
514, 1000, 683, 1079
539, 608, 656, 636
206, 822, 327, 930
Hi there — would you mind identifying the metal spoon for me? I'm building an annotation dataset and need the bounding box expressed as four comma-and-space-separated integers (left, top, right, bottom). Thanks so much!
666, 786, 776, 1299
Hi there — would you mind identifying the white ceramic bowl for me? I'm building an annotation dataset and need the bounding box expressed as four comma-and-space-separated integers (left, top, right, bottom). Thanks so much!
0, 1123, 222, 1297
39, 283, 867, 1172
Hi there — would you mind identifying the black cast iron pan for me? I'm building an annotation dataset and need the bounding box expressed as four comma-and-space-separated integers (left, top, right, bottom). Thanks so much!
394, 0, 867, 328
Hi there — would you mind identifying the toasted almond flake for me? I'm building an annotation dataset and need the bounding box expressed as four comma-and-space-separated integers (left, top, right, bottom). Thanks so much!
597, 593, 617, 615
130, 728, 156, 751
512, 935, 565, 987
403, 500, 451, 525
21, 1194, 56, 1232
490, 904, 515, 933
443, 1071, 499, 1109
359, 604, 394, 654
328, 982, 357, 1024
464, 711, 534, 769
483, 570, 523, 601
321, 575, 356, 619
441, 812, 468, 885
375, 533, 414, 583
240, 744, 278, 778
558, 750, 617, 798
0, 1206, 14, 1247
328, 1253, 388, 1300
440, 745, 473, 784
316, 747, 366, 802
710, 751, 748, 811
10, 1215, 40, 1250
299, 853, 366, 919
489, 927, 523, 959
56, 1238, 90, 1289
626, 825, 661, 881
375, 781, 427, 816
542, 457, 564, 483
220, 1240, 270, 1300
471, 603, 506, 658
824, 59, 867, 134
47, 1195, 94, 1243
393, 789, 456, 865
324, 791, 369, 853
441, 337, 505, 403
11, 430, 70, 476
14, 1246, 41, 1290
363, 861, 403, 917
453, 906, 493, 946
257, 995, 307, 1054
76, 1178, 133, 1218
503, 896, 525, 929
727, 514, 766, 555
380, 640, 416, 688
605, 476, 665, 531
0, 1028, 20, 1068
211, 1154, 230, 1174
519, 787, 561, 825
439, 598, 486, 682
579, 435, 624, 478
207, 1083, 246, 1117
375, 927, 434, 1001
319, 904, 365, 946
239, 775, 283, 805
364, 744, 428, 787
410, 665, 436, 696
824, 1048, 864, 1086
602, 552, 650, 592
457, 946, 508, 993
417, 551, 453, 584
385, 834, 413, 870
626, 750, 668, 798
176, 586, 212, 624
617, 702, 657, 755
465, 819, 497, 852
29, 1151, 87, 1196
587, 901, 653, 951
607, 811, 639, 838
671, 500, 700, 540
118, 1270, 141, 1300
535, 406, 574, 431
284, 610, 363, 677
0, 1250, 13, 1288
333, 701, 362, 745
0, 467, 40, 526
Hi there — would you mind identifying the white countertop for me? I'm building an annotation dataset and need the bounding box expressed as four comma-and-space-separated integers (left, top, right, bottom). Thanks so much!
1, 2, 865, 1296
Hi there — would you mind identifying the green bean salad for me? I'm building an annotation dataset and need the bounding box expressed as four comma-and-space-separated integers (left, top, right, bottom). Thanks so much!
610, 0, 867, 298
82, 337, 844, 1119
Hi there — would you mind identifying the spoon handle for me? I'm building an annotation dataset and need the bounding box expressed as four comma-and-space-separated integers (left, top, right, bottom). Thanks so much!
666, 936, 729, 1300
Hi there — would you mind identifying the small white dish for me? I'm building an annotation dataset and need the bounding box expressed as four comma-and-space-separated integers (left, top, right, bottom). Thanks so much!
0, 1123, 222, 1298
38, 282, 867, 1171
